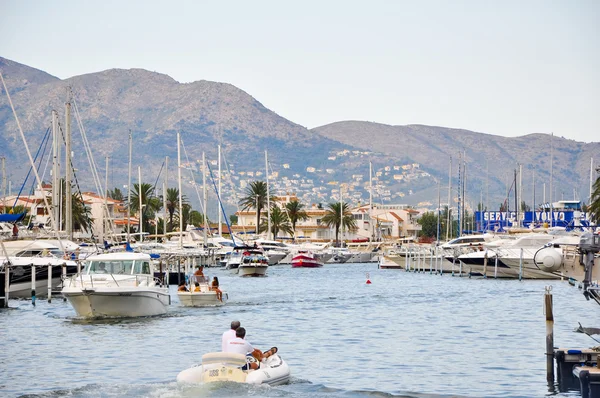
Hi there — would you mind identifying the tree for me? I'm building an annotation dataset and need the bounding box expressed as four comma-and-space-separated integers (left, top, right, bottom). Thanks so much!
418, 211, 438, 238
164, 187, 186, 232
589, 168, 600, 224
321, 202, 357, 246
188, 210, 205, 228
285, 199, 308, 238
520, 200, 530, 212
107, 187, 124, 201
239, 181, 273, 232
129, 183, 161, 234
260, 206, 292, 238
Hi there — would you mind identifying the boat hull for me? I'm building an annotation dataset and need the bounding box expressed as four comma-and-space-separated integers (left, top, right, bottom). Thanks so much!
291, 254, 323, 268
177, 352, 290, 386
178, 291, 227, 306
238, 265, 268, 277
62, 287, 170, 318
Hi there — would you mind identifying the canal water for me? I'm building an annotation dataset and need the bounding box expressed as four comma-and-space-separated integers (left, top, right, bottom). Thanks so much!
0, 262, 596, 397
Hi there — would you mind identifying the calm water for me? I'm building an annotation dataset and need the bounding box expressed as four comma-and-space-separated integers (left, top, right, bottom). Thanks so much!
0, 262, 597, 398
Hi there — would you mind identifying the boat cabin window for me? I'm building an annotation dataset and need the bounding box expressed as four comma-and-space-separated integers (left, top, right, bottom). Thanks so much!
87, 260, 134, 274
133, 261, 151, 274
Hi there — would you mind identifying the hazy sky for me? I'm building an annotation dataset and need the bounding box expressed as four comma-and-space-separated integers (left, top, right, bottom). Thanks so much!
1, 0, 598, 142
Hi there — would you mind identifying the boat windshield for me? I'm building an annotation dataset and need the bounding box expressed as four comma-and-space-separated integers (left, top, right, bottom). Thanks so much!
86, 260, 135, 274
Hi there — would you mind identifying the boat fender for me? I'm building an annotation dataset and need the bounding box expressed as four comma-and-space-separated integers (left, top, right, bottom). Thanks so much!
534, 247, 563, 273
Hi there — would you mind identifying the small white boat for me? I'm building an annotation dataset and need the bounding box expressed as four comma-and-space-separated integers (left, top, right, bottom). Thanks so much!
62, 251, 170, 318
177, 352, 290, 385
178, 275, 227, 307
238, 248, 269, 277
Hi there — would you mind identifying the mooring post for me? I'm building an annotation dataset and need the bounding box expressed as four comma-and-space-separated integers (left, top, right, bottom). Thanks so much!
3, 262, 9, 307
451, 256, 456, 277
519, 248, 524, 281
31, 264, 36, 306
545, 286, 555, 384
62, 262, 67, 301
47, 264, 52, 303
494, 254, 498, 279
483, 250, 488, 279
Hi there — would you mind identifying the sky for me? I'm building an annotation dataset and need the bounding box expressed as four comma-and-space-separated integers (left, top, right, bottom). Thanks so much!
1, 0, 599, 142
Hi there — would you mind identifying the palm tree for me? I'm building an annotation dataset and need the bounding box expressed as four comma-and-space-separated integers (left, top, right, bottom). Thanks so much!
285, 199, 308, 238
589, 168, 600, 224
239, 181, 273, 233
165, 187, 186, 232
321, 202, 357, 246
130, 183, 161, 233
260, 206, 292, 238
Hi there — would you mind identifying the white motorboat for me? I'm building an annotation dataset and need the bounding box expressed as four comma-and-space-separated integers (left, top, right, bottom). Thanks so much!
238, 248, 269, 277
177, 351, 290, 386
62, 251, 170, 318
178, 275, 227, 306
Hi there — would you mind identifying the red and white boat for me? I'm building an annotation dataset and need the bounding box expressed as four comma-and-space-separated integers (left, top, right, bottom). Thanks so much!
291, 250, 323, 268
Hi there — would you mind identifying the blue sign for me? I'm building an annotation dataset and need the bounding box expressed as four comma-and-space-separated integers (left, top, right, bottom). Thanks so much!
474, 211, 593, 231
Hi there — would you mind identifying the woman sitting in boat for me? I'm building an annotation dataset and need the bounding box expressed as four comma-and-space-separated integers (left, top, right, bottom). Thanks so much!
194, 282, 201, 292
211, 276, 223, 302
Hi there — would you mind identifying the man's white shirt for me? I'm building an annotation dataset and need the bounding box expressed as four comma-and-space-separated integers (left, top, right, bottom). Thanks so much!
224, 337, 254, 355
221, 329, 237, 352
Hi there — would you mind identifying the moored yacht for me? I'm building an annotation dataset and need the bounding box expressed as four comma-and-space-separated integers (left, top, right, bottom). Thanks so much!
62, 251, 170, 318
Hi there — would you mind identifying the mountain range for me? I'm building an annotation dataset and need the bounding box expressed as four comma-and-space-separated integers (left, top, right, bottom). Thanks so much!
1, 56, 598, 218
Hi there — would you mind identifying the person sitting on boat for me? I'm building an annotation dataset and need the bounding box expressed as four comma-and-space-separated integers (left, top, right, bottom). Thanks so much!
194, 266, 206, 283
177, 281, 188, 292
211, 276, 223, 302
97, 262, 107, 273
261, 347, 278, 362
193, 282, 201, 292
224, 327, 264, 370
222, 320, 241, 351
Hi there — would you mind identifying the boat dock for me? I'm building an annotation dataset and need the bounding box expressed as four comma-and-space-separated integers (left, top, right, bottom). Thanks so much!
554, 348, 600, 397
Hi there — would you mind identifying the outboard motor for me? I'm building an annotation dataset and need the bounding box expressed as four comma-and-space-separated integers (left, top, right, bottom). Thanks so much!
578, 233, 600, 304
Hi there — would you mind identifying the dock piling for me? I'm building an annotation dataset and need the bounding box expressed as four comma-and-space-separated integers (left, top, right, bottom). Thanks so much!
545, 286, 554, 384
47, 264, 52, 303
31, 264, 36, 306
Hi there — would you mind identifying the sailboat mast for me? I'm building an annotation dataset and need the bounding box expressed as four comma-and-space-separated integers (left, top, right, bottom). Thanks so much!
138, 166, 143, 242
177, 132, 183, 249
369, 161, 373, 241
265, 150, 271, 240
550, 133, 554, 227
202, 152, 208, 246
446, 157, 452, 240
437, 180, 441, 242
65, 93, 72, 239
1, 157, 5, 214
218, 145, 222, 236
163, 156, 168, 238
340, 185, 343, 246
590, 158, 594, 205
127, 130, 132, 243
103, 156, 109, 243
51, 110, 60, 230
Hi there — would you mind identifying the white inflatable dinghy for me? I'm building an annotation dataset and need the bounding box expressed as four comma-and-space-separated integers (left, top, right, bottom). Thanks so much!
177, 351, 290, 385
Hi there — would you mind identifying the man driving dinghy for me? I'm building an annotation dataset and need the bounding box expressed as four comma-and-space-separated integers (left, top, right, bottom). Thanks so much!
224, 327, 268, 370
